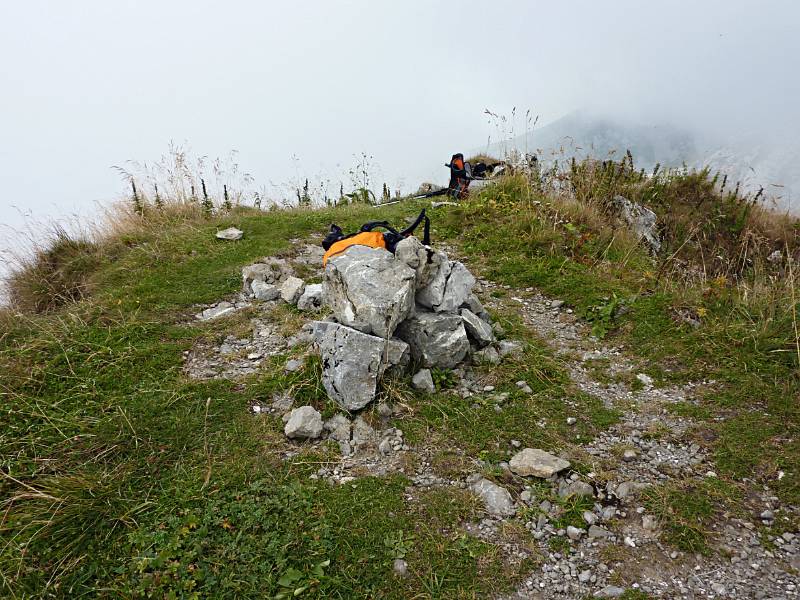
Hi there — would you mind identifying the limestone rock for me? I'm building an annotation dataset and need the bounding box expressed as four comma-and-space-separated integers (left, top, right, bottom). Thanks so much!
297, 283, 324, 311
470, 477, 516, 517
324, 245, 416, 338
411, 368, 435, 393
216, 227, 243, 240
196, 302, 236, 321
242, 258, 291, 294
280, 276, 305, 304
611, 195, 661, 254
460, 308, 494, 347
323, 414, 351, 442
251, 280, 280, 301
284, 406, 323, 440
313, 321, 410, 411
395, 311, 469, 369
509, 448, 571, 478
472, 345, 500, 365
417, 257, 476, 313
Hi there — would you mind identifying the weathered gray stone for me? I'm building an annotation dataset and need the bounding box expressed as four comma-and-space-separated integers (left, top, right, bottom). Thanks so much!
196, 302, 237, 321
611, 195, 661, 254
417, 258, 476, 313
498, 340, 523, 358
351, 416, 377, 447
509, 448, 571, 478
323, 414, 351, 442
395, 236, 438, 289
284, 406, 323, 439
594, 585, 625, 598
242, 258, 291, 294
284, 358, 304, 373
472, 345, 500, 365
411, 368, 435, 393
395, 311, 469, 368
588, 525, 613, 539
461, 308, 494, 347
324, 245, 416, 338
313, 321, 410, 410
251, 280, 280, 301
216, 227, 243, 240
297, 283, 324, 311
280, 276, 305, 304
566, 525, 584, 540
462, 294, 490, 322
559, 480, 594, 499
470, 477, 516, 517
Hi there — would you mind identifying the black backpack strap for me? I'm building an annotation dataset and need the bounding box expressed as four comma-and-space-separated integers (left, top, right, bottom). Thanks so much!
360, 220, 399, 235
322, 224, 345, 250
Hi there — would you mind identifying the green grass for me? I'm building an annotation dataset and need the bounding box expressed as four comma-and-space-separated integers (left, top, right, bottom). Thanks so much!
3, 163, 799, 595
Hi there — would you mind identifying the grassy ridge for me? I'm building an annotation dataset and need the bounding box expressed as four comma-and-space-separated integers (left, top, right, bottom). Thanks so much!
2, 162, 799, 596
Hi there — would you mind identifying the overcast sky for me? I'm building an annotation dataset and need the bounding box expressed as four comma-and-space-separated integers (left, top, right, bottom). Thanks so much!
2, 0, 799, 256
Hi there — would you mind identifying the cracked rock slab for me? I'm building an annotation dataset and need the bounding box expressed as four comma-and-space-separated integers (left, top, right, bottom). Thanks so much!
324, 245, 416, 338
313, 321, 410, 411
509, 448, 571, 478
395, 311, 470, 369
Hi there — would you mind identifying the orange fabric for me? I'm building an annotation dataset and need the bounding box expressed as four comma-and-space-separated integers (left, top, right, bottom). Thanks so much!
323, 231, 387, 266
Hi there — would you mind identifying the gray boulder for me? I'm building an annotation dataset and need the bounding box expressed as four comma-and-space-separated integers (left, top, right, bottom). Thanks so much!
509, 448, 571, 478
395, 311, 469, 369
611, 195, 661, 254
411, 368, 435, 393
216, 227, 243, 240
324, 245, 416, 338
280, 276, 305, 304
251, 280, 280, 301
284, 406, 323, 440
395, 236, 437, 289
462, 294, 490, 322
313, 321, 410, 411
297, 283, 324, 311
461, 309, 494, 347
417, 258, 476, 313
470, 477, 516, 517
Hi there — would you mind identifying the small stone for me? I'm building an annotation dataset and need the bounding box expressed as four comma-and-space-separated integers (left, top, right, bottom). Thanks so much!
509, 448, 571, 478
566, 417, 577, 426
560, 481, 594, 499
470, 477, 516, 517
285, 358, 304, 373
760, 509, 774, 521
215, 227, 243, 240
296, 283, 324, 311
624, 536, 636, 547
376, 402, 393, 418
636, 373, 653, 386
411, 369, 436, 393
615, 481, 635, 499
588, 525, 613, 539
393, 558, 408, 577
497, 340, 522, 358
280, 276, 305, 304
566, 526, 583, 540
251, 280, 280, 301
511, 439, 521, 448
378, 438, 393, 455
594, 585, 625, 598
461, 308, 495, 347
578, 570, 591, 583
550, 300, 565, 309
284, 406, 323, 440
601, 506, 616, 521
247, 352, 263, 360
711, 583, 726, 595
642, 515, 657, 531
622, 449, 637, 462
520, 490, 532, 503
473, 346, 501, 365
583, 511, 597, 525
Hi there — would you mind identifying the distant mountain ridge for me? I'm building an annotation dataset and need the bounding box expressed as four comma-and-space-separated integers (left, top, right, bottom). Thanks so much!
481, 111, 799, 211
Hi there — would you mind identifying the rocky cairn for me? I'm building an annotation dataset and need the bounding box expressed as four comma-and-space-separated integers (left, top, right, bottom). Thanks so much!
316, 237, 501, 411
